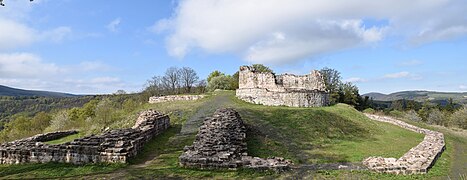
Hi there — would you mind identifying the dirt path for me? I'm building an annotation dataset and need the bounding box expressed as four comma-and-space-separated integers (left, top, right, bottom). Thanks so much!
180, 92, 233, 135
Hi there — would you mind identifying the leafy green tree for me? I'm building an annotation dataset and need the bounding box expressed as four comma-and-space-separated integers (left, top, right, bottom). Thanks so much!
207, 70, 225, 83
207, 75, 235, 91
231, 71, 239, 89
251, 64, 273, 73
320, 67, 342, 105
340, 82, 359, 107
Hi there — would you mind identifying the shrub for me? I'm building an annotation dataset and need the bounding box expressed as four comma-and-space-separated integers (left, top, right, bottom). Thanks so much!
363, 108, 376, 114
207, 75, 235, 91
426, 109, 448, 126
404, 110, 422, 122
389, 110, 404, 118
450, 106, 467, 129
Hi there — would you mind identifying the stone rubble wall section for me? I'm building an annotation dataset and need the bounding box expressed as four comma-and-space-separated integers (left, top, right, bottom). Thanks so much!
0, 109, 170, 165
179, 108, 292, 172
14, 130, 79, 143
363, 114, 446, 174
149, 95, 206, 104
236, 66, 329, 107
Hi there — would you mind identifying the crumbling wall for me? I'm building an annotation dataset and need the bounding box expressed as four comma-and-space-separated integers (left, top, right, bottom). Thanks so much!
149, 95, 205, 104
0, 110, 170, 164
179, 108, 292, 172
363, 114, 445, 174
236, 66, 329, 107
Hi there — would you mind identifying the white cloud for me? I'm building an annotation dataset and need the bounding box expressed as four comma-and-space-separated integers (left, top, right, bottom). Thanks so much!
398, 60, 423, 67
107, 18, 121, 32
382, 71, 423, 80
344, 77, 367, 83
0, 19, 36, 50
384, 71, 410, 79
157, 0, 467, 64
0, 53, 64, 78
0, 53, 133, 94
460, 85, 467, 90
40, 26, 72, 43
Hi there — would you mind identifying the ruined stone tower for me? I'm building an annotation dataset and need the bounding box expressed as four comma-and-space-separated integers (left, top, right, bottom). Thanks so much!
236, 66, 329, 107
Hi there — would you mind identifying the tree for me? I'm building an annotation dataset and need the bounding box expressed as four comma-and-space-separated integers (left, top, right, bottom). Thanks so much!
162, 67, 181, 94
450, 106, 467, 129
340, 82, 359, 107
251, 64, 273, 73
196, 79, 207, 94
114, 90, 127, 95
427, 109, 448, 126
231, 71, 239, 89
179, 67, 199, 93
405, 110, 422, 122
320, 67, 342, 104
207, 75, 235, 91
207, 70, 225, 83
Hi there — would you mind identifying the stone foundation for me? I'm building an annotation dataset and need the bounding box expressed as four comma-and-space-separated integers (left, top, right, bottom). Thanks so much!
235, 66, 329, 107
0, 110, 170, 164
179, 108, 292, 172
149, 95, 206, 103
363, 114, 445, 174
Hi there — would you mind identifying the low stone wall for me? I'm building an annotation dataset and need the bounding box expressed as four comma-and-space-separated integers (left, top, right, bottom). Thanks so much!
15, 130, 78, 143
363, 114, 445, 174
149, 95, 205, 104
236, 88, 328, 107
179, 108, 292, 172
0, 110, 170, 164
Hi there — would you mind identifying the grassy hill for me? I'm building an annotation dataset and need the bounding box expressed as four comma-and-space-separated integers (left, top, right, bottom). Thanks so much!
0, 91, 463, 179
0, 85, 78, 97
364, 91, 467, 104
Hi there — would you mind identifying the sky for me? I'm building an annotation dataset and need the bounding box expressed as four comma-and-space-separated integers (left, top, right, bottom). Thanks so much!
0, 0, 466, 94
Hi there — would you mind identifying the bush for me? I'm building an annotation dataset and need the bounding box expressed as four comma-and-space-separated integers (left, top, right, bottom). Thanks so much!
427, 109, 449, 126
207, 75, 235, 91
404, 110, 422, 122
389, 110, 404, 118
450, 106, 467, 129
363, 108, 375, 114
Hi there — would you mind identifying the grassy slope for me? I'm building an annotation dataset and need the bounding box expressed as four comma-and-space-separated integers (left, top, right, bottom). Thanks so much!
2, 91, 459, 179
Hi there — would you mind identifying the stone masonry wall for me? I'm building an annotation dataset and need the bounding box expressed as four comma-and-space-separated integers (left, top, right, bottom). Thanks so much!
0, 110, 170, 164
179, 108, 292, 172
149, 95, 206, 104
363, 114, 445, 174
236, 66, 329, 107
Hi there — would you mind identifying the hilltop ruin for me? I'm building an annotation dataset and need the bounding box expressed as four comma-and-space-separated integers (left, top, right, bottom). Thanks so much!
236, 66, 329, 107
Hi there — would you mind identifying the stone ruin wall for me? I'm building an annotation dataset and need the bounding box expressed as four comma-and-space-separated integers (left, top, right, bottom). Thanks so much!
0, 110, 170, 165
363, 114, 445, 174
236, 66, 329, 107
179, 108, 292, 172
149, 95, 206, 104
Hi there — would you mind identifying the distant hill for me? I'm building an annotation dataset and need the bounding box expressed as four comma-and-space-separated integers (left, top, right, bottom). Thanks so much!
0, 85, 78, 98
363, 91, 467, 104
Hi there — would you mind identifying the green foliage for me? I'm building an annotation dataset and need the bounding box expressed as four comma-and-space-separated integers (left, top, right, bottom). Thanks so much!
0, 112, 52, 142
207, 70, 225, 83
251, 64, 273, 73
362, 108, 376, 114
231, 71, 239, 89
207, 75, 235, 91
450, 105, 467, 129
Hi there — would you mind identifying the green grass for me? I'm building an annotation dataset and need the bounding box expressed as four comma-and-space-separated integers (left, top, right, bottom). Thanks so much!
230, 94, 424, 164
43, 132, 84, 145
1, 91, 463, 179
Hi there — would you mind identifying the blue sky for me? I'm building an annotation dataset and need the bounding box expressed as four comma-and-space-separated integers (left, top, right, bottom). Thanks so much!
0, 0, 466, 94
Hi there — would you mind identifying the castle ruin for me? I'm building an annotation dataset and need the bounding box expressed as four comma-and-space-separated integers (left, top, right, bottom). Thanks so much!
236, 66, 329, 107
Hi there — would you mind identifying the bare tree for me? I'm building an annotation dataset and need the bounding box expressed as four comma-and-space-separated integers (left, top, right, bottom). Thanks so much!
196, 79, 207, 94
180, 67, 199, 93
162, 67, 181, 94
